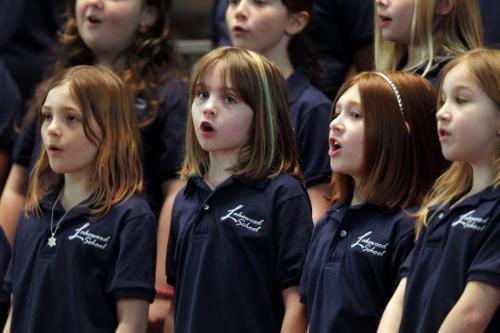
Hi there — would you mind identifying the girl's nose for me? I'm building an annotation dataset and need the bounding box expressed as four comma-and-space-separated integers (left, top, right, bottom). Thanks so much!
436, 104, 451, 122
330, 117, 344, 133
232, 1, 249, 20
46, 118, 62, 137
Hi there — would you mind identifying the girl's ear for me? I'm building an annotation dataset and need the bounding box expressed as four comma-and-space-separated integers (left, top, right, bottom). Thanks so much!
436, 0, 455, 16
285, 11, 309, 36
140, 6, 157, 29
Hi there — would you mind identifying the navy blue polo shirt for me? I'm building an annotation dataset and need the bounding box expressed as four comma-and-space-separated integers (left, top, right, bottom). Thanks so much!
4, 192, 156, 333
137, 78, 188, 214
287, 69, 331, 188
166, 174, 313, 333
0, 0, 64, 103
396, 55, 450, 89
210, 0, 231, 47
307, 0, 374, 98
299, 202, 415, 333
480, 0, 500, 47
0, 61, 21, 151
0, 227, 10, 305
12, 77, 188, 216
400, 186, 500, 332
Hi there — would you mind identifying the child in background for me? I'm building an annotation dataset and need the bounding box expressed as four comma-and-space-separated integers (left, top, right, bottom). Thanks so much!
0, 0, 187, 327
165, 47, 312, 333
226, 0, 331, 222
300, 71, 446, 332
4, 65, 156, 333
306, 0, 374, 99
379, 48, 500, 333
374, 0, 483, 86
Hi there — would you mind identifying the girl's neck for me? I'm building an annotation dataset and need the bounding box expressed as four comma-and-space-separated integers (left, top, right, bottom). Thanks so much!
469, 161, 495, 196
96, 54, 125, 71
351, 181, 364, 206
205, 152, 237, 189
60, 174, 93, 210
405, 48, 419, 69
262, 42, 294, 79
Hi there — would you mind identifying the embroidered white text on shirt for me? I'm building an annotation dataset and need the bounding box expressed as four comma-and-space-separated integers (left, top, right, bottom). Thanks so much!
221, 205, 263, 233
351, 231, 388, 256
451, 210, 488, 231
68, 223, 110, 249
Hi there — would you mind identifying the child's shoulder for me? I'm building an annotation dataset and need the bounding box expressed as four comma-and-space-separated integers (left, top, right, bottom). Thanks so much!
288, 69, 331, 109
267, 173, 308, 198
111, 193, 154, 219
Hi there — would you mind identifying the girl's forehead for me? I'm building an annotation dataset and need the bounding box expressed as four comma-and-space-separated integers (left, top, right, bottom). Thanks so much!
198, 64, 236, 88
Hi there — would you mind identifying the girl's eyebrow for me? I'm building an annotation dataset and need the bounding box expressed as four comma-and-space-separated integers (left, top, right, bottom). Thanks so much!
336, 100, 361, 109
41, 105, 80, 113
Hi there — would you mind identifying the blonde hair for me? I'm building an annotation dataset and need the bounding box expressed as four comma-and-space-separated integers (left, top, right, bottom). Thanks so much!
415, 48, 500, 238
181, 47, 301, 181
375, 0, 483, 76
331, 71, 445, 207
26, 65, 143, 217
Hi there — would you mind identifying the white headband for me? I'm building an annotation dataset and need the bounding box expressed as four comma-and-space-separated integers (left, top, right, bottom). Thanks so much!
374, 72, 404, 114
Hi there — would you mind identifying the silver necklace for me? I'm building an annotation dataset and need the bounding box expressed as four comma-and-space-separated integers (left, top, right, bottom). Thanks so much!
47, 191, 73, 248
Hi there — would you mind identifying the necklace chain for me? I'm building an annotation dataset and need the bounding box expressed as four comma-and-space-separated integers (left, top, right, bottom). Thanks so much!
47, 190, 73, 248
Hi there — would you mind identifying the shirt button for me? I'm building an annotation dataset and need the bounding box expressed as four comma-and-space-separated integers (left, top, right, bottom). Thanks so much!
203, 204, 210, 211
340, 230, 347, 237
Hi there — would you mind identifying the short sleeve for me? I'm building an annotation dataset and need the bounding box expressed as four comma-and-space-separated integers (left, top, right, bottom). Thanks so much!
166, 194, 182, 287
106, 214, 157, 302
467, 202, 500, 287
390, 229, 415, 284
0, 227, 12, 301
273, 192, 313, 289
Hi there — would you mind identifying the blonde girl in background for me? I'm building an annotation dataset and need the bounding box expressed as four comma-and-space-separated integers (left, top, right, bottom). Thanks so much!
374, 0, 483, 85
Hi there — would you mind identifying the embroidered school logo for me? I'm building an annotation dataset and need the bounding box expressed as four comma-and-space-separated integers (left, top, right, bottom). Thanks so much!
68, 223, 111, 249
350, 231, 388, 257
221, 205, 264, 233
451, 210, 488, 231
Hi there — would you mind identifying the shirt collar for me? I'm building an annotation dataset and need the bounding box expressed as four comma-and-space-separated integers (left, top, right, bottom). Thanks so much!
184, 174, 270, 195
428, 185, 500, 214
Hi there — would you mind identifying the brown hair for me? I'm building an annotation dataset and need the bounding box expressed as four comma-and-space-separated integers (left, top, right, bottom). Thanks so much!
180, 47, 301, 181
26, 65, 143, 217
331, 71, 446, 208
53, 0, 182, 127
415, 48, 500, 238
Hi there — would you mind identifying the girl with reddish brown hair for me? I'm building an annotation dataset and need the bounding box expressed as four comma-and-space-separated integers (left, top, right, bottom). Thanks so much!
299, 71, 446, 333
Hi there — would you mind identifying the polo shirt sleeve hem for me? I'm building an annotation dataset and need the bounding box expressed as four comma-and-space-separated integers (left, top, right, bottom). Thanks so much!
279, 277, 300, 291
304, 174, 331, 188
166, 276, 176, 287
467, 271, 500, 288
112, 287, 156, 303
